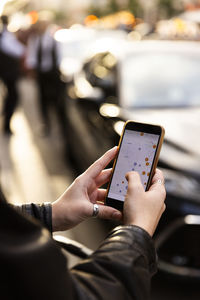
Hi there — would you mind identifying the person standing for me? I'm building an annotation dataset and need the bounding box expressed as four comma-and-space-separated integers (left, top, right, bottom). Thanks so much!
0, 15, 25, 135
26, 19, 67, 137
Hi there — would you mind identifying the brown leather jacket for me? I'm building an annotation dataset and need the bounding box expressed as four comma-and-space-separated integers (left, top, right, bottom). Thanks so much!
0, 192, 157, 300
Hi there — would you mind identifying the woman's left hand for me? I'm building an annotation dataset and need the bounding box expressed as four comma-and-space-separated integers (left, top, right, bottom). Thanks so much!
52, 147, 122, 231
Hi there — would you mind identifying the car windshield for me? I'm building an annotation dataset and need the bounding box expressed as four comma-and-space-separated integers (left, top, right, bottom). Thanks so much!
120, 52, 200, 109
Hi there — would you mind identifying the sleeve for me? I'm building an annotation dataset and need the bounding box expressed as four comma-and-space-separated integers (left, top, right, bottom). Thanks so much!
70, 225, 157, 300
14, 202, 52, 232
2, 31, 25, 58
1, 196, 157, 300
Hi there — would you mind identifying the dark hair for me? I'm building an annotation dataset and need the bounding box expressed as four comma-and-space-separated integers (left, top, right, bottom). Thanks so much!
1, 15, 9, 26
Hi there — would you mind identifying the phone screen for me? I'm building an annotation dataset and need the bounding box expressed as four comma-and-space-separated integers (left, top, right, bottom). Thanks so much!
107, 129, 160, 202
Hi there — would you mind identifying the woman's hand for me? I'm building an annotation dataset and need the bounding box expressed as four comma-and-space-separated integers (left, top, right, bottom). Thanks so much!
52, 147, 122, 231
123, 169, 166, 237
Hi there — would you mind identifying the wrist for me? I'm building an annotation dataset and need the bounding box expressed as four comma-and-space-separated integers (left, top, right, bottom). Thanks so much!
52, 200, 61, 232
124, 219, 154, 237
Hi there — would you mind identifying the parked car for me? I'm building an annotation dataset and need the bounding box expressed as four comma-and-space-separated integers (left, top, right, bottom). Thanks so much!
65, 40, 200, 281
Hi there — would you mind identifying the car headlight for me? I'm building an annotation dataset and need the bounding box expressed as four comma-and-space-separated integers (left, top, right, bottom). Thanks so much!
99, 103, 120, 118
113, 120, 125, 136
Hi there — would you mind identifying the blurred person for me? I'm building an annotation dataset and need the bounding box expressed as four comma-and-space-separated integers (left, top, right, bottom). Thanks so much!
0, 147, 166, 300
0, 15, 25, 135
26, 18, 67, 137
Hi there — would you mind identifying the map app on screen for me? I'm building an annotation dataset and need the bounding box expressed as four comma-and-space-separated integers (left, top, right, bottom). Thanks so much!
108, 129, 160, 202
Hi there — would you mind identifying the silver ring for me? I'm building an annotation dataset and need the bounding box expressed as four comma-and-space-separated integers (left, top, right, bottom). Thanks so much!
92, 204, 99, 217
157, 179, 163, 185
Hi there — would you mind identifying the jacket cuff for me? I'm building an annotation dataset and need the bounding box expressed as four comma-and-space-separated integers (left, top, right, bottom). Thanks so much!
15, 202, 52, 233
102, 225, 157, 274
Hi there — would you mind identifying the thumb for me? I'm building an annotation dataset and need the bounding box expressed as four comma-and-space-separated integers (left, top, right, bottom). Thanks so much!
96, 204, 122, 221
125, 171, 144, 196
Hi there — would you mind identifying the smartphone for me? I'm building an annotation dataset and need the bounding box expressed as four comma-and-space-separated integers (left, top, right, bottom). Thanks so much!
105, 120, 165, 210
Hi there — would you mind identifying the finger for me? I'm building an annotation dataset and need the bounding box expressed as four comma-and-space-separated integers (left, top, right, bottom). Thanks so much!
85, 147, 118, 179
125, 171, 144, 195
151, 169, 164, 184
89, 189, 107, 204
97, 189, 107, 202
148, 169, 165, 192
95, 168, 112, 187
97, 204, 122, 221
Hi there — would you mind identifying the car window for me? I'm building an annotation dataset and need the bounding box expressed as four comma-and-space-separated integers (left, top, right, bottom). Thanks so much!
120, 52, 200, 108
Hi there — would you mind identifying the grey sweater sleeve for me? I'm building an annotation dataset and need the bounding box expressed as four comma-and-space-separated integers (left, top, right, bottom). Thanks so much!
14, 202, 52, 232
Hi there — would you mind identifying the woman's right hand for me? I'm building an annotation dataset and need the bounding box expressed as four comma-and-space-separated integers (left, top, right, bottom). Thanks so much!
123, 169, 166, 237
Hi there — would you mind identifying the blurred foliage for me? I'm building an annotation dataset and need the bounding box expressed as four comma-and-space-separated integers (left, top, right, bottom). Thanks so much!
54, 10, 69, 24
157, 0, 184, 19
88, 0, 184, 21
125, 0, 143, 17
88, 0, 143, 18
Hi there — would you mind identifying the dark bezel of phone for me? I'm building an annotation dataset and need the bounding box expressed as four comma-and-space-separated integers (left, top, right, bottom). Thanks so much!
105, 120, 164, 211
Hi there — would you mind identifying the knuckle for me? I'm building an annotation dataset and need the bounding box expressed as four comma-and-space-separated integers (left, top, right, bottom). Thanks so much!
162, 203, 166, 213
156, 168, 163, 177
157, 185, 166, 198
74, 174, 84, 186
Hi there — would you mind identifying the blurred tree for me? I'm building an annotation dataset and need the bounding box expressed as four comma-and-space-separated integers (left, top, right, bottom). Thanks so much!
88, 0, 143, 18
87, 0, 184, 22
128, 0, 143, 16
87, 4, 106, 18
108, 0, 119, 13
157, 0, 184, 19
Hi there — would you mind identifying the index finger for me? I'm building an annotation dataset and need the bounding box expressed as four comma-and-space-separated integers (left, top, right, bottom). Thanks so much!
85, 147, 118, 179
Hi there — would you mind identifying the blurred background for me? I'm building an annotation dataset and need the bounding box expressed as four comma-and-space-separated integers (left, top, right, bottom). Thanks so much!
0, 0, 200, 298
